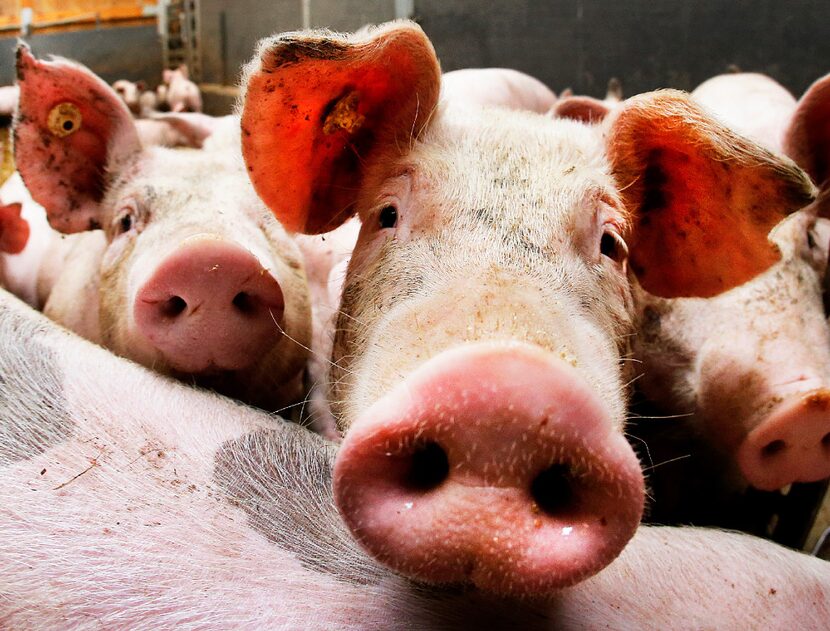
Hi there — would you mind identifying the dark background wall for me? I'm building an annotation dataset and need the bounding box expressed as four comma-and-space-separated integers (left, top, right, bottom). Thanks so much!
2, 1, 829, 100
416, 0, 830, 98
0, 25, 162, 86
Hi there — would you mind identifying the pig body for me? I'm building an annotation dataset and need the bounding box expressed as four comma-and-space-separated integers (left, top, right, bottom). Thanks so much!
440, 68, 557, 113
134, 113, 234, 148
0, 85, 18, 124
0, 172, 67, 309
692, 72, 797, 153
240, 23, 815, 596
13, 48, 311, 413
162, 65, 202, 113
112, 79, 142, 116
1, 288, 829, 629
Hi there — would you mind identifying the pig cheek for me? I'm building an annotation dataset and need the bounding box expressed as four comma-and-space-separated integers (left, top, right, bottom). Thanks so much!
98, 236, 144, 355
695, 351, 769, 455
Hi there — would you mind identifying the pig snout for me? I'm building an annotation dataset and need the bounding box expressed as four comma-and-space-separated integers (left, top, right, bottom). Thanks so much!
737, 389, 830, 491
333, 342, 645, 597
133, 237, 284, 373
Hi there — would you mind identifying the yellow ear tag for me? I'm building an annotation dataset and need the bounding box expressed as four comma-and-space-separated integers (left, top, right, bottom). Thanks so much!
323, 91, 365, 135
47, 102, 82, 138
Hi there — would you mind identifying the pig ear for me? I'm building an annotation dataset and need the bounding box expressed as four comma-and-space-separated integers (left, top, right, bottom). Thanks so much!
240, 22, 441, 234
607, 90, 816, 299
551, 96, 612, 124
0, 202, 30, 254
783, 74, 830, 217
13, 44, 141, 234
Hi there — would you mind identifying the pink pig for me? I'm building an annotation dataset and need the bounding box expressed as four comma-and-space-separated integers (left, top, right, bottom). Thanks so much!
239, 22, 814, 596
13, 45, 311, 413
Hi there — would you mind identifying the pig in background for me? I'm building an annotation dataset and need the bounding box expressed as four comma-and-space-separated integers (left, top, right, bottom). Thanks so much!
440, 67, 558, 113
1, 287, 829, 628
11, 45, 312, 417
160, 64, 203, 113
549, 72, 830, 540
240, 22, 815, 597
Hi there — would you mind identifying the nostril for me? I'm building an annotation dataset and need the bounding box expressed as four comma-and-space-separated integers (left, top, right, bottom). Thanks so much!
822, 433, 830, 449
160, 296, 187, 318
761, 439, 787, 458
531, 464, 574, 516
404, 442, 449, 491
232, 291, 256, 314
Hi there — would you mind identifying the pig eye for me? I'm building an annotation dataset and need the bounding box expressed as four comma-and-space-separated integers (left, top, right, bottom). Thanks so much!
600, 228, 628, 263
47, 102, 82, 138
119, 214, 133, 233
379, 204, 398, 229
807, 226, 818, 249
113, 205, 138, 235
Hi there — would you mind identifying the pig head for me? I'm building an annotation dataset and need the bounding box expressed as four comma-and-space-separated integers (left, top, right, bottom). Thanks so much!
240, 23, 813, 597
558, 74, 830, 496
13, 45, 311, 412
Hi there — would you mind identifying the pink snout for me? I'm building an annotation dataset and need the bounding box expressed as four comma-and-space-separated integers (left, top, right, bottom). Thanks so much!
333, 343, 645, 598
737, 389, 830, 491
134, 238, 284, 373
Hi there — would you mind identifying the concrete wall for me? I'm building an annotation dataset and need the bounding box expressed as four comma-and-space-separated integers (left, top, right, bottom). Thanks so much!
198, 0, 397, 86
415, 0, 830, 98
0, 24, 162, 87
199, 0, 303, 86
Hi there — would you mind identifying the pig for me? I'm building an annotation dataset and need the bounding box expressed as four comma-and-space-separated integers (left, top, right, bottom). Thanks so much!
628, 208, 830, 526
441, 68, 558, 113
12, 45, 312, 414
134, 112, 233, 148
239, 22, 815, 596
138, 86, 159, 117
0, 85, 18, 126
112, 78, 142, 116
692, 72, 797, 153
550, 74, 830, 503
0, 172, 63, 309
0, 201, 28, 255
162, 64, 202, 113
548, 78, 625, 124
1, 287, 829, 628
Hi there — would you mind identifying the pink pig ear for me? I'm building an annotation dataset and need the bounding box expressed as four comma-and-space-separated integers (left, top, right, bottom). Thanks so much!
14, 44, 140, 234
607, 90, 816, 299
240, 22, 441, 234
783, 73, 830, 217
0, 202, 30, 254
550, 95, 612, 124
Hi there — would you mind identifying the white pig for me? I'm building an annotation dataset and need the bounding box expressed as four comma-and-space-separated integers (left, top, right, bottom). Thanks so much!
441, 67, 558, 113
0, 288, 828, 628
12, 45, 311, 414
692, 72, 797, 154
239, 22, 815, 597
162, 64, 202, 113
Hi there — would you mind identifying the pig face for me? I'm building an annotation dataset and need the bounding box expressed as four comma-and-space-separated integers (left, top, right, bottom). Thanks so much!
240, 23, 813, 597
13, 46, 311, 411
633, 210, 830, 492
